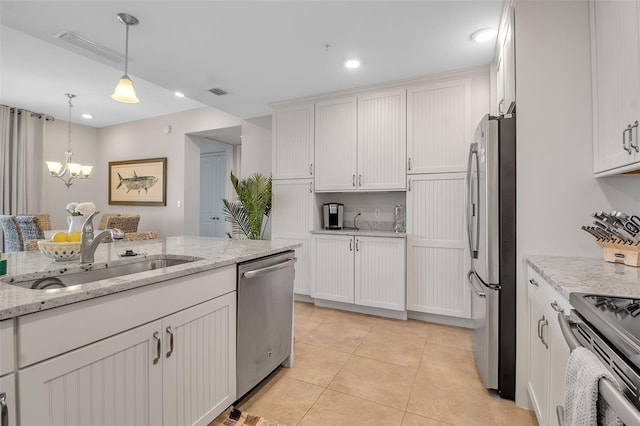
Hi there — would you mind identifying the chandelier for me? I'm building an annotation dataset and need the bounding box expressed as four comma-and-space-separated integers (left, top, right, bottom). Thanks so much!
45, 93, 93, 188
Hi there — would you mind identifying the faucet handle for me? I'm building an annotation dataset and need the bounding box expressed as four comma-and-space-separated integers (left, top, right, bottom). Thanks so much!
82, 210, 99, 232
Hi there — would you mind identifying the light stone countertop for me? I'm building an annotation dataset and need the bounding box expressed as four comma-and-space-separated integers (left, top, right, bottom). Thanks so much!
312, 229, 406, 238
0, 236, 300, 320
525, 255, 640, 300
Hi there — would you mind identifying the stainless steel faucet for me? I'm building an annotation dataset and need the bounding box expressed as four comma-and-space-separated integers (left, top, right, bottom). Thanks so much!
80, 211, 125, 263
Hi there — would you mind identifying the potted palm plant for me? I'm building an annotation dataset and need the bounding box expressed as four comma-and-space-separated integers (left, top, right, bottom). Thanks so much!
222, 171, 272, 240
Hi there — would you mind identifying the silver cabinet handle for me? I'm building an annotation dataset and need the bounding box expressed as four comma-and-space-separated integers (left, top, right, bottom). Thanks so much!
529, 278, 539, 287
352, 174, 356, 187
358, 174, 362, 187
349, 239, 353, 251
0, 392, 7, 426
309, 163, 313, 176
623, 127, 633, 154
498, 98, 505, 115
153, 331, 161, 365
408, 157, 412, 171
551, 301, 563, 313
243, 259, 296, 279
631, 121, 639, 152
541, 316, 549, 349
407, 179, 411, 191
309, 182, 313, 193
166, 326, 174, 358
355, 239, 359, 251
537, 317, 544, 340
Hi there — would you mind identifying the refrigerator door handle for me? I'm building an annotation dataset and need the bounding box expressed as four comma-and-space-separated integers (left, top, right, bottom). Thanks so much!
465, 143, 480, 259
467, 270, 486, 298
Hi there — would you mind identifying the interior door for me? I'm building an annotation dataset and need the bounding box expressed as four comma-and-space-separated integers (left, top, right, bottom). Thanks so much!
200, 152, 227, 238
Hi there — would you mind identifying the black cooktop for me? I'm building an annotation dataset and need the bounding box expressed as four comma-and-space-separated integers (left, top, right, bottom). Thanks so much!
570, 293, 640, 372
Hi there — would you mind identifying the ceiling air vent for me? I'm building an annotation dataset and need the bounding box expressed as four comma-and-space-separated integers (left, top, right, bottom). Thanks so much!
54, 31, 124, 64
209, 88, 228, 96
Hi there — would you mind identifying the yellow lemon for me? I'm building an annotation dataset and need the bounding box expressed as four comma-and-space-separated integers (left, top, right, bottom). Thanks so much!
66, 232, 81, 242
52, 232, 67, 242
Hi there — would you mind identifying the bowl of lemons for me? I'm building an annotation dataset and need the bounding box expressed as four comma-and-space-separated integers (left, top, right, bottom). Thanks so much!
37, 232, 82, 261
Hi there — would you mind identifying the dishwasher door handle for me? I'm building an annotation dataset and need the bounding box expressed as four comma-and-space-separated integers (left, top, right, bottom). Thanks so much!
243, 259, 296, 279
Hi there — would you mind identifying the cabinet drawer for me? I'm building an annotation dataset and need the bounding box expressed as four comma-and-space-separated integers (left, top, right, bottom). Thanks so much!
526, 265, 571, 314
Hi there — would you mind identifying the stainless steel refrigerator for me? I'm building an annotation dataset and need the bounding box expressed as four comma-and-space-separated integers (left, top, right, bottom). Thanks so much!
465, 111, 516, 400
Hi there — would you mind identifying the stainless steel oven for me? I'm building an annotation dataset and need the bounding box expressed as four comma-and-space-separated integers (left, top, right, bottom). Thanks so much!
558, 293, 640, 425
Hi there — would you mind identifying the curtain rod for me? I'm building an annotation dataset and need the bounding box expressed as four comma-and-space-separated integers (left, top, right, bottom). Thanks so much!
1, 104, 55, 121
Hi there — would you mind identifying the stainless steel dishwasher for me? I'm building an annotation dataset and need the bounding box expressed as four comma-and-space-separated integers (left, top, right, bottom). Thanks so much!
236, 251, 295, 398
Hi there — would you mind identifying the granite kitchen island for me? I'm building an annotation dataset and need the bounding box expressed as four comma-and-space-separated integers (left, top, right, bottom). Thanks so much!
0, 236, 299, 426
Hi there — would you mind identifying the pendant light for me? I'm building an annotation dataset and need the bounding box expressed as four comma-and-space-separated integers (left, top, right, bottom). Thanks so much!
45, 94, 93, 188
111, 13, 140, 103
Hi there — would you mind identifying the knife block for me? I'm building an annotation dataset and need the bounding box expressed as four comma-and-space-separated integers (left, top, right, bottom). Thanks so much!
597, 240, 640, 267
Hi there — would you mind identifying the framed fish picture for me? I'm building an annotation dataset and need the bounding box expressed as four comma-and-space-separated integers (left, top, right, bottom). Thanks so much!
108, 157, 167, 206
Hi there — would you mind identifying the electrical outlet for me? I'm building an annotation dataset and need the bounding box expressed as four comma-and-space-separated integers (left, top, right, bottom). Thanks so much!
374, 208, 381, 218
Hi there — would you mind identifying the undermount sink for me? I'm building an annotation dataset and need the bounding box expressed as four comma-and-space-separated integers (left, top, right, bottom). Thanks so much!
6, 256, 202, 290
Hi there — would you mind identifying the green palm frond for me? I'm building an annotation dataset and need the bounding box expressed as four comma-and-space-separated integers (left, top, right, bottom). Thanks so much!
223, 171, 272, 240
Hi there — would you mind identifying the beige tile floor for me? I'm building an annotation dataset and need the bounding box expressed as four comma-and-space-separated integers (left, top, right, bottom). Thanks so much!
236, 301, 539, 426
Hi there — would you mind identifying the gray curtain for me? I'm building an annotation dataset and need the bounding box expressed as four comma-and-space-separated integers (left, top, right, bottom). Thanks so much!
0, 105, 45, 215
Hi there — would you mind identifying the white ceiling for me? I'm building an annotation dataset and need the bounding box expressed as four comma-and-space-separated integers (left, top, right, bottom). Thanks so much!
0, 1, 503, 128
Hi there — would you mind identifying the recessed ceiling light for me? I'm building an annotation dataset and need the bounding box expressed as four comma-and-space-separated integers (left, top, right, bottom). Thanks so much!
82, 113, 93, 119
345, 59, 361, 69
174, 91, 185, 98
470, 28, 497, 43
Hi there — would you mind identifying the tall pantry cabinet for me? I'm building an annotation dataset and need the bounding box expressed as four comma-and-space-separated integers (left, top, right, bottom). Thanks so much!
271, 104, 316, 296
406, 71, 488, 319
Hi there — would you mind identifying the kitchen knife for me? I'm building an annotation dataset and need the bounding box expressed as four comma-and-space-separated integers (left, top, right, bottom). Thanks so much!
582, 226, 605, 241
594, 213, 637, 242
612, 211, 640, 236
593, 220, 633, 243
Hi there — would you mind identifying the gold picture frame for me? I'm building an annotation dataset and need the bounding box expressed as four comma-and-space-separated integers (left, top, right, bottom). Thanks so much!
108, 157, 167, 206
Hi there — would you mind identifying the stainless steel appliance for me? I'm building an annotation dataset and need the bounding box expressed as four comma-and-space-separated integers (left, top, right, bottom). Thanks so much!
236, 251, 295, 398
323, 203, 344, 229
557, 294, 640, 425
465, 112, 516, 399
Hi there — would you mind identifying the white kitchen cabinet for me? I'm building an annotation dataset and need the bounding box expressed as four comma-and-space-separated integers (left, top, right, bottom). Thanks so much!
354, 236, 406, 311
357, 89, 407, 191
0, 320, 13, 376
496, 5, 515, 115
0, 374, 16, 426
314, 90, 406, 192
18, 277, 236, 426
272, 103, 315, 179
407, 79, 472, 174
526, 266, 572, 426
272, 179, 316, 296
314, 97, 358, 191
314, 234, 354, 303
406, 173, 471, 318
314, 234, 405, 311
590, 0, 640, 175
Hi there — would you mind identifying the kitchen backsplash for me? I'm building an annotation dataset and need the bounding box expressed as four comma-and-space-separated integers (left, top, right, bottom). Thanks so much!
315, 191, 406, 232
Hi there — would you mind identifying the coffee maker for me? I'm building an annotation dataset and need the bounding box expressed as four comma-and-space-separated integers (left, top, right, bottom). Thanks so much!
323, 203, 344, 229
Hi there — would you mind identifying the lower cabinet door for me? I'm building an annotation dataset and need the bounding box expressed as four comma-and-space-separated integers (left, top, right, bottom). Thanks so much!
19, 321, 163, 426
314, 235, 354, 303
355, 236, 406, 311
163, 292, 237, 426
0, 374, 16, 426
527, 291, 550, 425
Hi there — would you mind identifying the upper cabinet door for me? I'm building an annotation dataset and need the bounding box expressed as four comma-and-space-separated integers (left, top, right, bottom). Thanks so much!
314, 97, 358, 191
272, 104, 315, 179
591, 0, 640, 174
407, 79, 472, 174
357, 89, 407, 191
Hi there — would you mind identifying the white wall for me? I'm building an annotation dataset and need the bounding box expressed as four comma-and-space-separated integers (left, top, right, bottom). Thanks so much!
514, 0, 640, 407
42, 119, 100, 229
241, 115, 272, 178
98, 106, 242, 236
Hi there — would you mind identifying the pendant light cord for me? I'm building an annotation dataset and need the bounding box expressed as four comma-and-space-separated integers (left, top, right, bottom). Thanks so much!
66, 93, 75, 154
124, 23, 129, 77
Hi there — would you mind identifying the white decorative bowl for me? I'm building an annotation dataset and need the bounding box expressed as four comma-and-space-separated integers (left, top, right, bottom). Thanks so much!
37, 240, 81, 262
